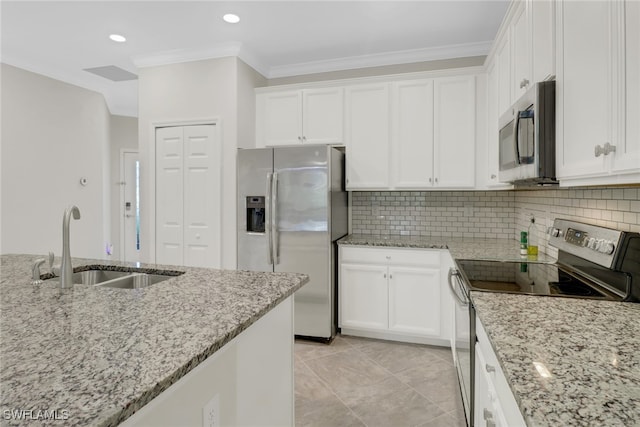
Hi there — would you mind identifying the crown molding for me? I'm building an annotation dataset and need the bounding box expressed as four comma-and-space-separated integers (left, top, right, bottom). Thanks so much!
267, 41, 493, 79
132, 41, 270, 78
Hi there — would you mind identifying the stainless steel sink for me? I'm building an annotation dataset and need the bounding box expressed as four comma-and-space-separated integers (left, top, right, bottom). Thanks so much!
72, 270, 131, 285
46, 269, 181, 289
96, 273, 174, 289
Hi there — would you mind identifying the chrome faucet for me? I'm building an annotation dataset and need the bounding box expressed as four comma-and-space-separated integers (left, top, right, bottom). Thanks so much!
60, 205, 81, 289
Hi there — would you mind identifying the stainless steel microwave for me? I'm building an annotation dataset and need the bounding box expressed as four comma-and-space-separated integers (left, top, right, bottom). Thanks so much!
498, 81, 556, 184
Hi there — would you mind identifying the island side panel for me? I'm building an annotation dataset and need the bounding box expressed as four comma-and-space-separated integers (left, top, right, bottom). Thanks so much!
120, 296, 294, 426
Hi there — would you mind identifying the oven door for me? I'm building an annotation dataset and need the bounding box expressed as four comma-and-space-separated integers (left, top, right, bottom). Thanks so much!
449, 268, 475, 427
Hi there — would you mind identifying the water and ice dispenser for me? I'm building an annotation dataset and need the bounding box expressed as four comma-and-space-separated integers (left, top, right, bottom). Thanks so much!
246, 196, 265, 233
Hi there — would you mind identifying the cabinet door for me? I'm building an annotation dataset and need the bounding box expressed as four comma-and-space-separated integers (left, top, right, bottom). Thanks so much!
302, 88, 344, 145
263, 91, 302, 146
557, 0, 617, 179
388, 266, 441, 337
391, 80, 434, 188
474, 345, 492, 427
613, 0, 640, 174
531, 0, 555, 83
433, 76, 476, 188
345, 84, 390, 189
496, 34, 512, 118
511, 0, 531, 99
339, 263, 388, 330
486, 61, 502, 186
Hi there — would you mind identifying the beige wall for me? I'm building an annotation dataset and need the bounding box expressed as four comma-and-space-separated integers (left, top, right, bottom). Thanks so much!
238, 59, 267, 149
109, 115, 138, 261
138, 57, 263, 269
267, 56, 485, 86
1, 63, 111, 258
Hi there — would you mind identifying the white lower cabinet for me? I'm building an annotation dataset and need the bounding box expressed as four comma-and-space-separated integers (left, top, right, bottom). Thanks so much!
475, 317, 526, 427
339, 246, 451, 345
120, 296, 294, 427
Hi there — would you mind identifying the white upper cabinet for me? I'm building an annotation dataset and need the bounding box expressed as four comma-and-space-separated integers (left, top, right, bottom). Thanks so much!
345, 83, 391, 189
434, 76, 476, 188
302, 88, 344, 144
496, 34, 512, 118
391, 79, 434, 188
256, 87, 343, 147
511, 0, 531, 99
556, 0, 640, 185
557, 0, 615, 179
256, 69, 481, 191
358, 75, 476, 191
531, 0, 555, 83
614, 0, 640, 174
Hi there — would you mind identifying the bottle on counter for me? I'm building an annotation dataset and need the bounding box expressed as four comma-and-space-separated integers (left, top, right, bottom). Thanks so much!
528, 217, 539, 257
520, 231, 528, 256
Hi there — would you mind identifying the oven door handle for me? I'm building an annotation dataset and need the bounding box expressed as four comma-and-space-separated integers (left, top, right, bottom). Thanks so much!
448, 268, 468, 305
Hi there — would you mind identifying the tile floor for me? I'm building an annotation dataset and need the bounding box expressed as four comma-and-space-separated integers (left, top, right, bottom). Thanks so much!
294, 334, 467, 427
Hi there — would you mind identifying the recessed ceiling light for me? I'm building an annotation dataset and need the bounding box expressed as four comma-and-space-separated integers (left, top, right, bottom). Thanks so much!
223, 14, 240, 24
109, 34, 127, 43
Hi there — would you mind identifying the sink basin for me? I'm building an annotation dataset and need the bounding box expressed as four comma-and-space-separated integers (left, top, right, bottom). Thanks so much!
72, 270, 131, 285
96, 273, 174, 289
46, 268, 182, 289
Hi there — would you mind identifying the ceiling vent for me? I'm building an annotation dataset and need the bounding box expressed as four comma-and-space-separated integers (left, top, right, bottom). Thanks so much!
83, 65, 137, 82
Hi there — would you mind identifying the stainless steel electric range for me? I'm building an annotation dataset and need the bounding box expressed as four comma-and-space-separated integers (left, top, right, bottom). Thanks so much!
448, 219, 640, 427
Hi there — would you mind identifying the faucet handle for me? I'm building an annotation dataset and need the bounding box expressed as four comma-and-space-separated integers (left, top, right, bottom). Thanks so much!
31, 259, 46, 284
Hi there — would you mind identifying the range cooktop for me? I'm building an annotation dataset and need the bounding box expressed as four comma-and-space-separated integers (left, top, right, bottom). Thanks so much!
456, 260, 623, 301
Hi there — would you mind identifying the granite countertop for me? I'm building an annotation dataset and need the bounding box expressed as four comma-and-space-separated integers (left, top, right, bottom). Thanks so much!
338, 234, 556, 263
472, 292, 640, 426
0, 254, 308, 427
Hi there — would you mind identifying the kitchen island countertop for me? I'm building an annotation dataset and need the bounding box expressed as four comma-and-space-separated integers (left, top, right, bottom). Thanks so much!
0, 254, 308, 427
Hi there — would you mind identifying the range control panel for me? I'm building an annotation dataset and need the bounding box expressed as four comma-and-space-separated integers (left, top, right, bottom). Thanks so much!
549, 219, 623, 268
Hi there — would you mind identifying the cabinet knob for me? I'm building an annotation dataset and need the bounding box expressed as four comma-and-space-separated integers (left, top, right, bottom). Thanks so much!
595, 144, 604, 157
595, 143, 615, 157
485, 364, 496, 373
383, 273, 387, 279
302, 136, 307, 142
435, 177, 438, 184
389, 274, 393, 279
298, 136, 302, 142
491, 174, 497, 179
386, 256, 391, 260
484, 409, 496, 427
428, 177, 432, 183
603, 142, 616, 155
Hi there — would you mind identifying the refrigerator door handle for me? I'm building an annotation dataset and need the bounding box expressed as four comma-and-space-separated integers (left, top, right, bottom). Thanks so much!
265, 172, 274, 265
271, 172, 279, 265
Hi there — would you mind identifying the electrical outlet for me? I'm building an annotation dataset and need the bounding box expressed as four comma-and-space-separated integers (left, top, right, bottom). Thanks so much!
202, 394, 220, 427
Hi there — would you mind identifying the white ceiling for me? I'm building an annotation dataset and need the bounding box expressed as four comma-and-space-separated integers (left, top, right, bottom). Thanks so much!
1, 1, 509, 117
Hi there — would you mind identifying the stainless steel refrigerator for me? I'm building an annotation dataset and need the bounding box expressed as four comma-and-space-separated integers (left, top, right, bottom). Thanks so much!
237, 146, 348, 341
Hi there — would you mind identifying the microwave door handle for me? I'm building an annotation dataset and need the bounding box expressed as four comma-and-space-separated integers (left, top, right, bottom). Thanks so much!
516, 110, 535, 163
514, 111, 522, 165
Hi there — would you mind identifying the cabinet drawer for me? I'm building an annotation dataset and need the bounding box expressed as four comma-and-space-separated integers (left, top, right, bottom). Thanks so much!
476, 318, 526, 427
340, 246, 440, 266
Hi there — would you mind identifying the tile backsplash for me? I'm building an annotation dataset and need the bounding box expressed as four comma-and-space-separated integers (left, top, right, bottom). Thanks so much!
351, 187, 640, 255
351, 191, 515, 239
514, 187, 640, 257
